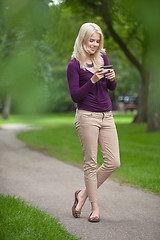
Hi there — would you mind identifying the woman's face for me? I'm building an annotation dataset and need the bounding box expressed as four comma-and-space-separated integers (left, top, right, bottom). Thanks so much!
86, 32, 101, 55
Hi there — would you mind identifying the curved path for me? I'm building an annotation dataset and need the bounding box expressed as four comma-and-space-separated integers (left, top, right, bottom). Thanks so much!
0, 124, 160, 240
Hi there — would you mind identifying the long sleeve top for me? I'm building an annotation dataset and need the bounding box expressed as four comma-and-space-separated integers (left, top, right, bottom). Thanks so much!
67, 52, 117, 112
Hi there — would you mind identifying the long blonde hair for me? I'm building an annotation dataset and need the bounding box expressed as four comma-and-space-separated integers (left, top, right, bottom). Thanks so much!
72, 23, 105, 70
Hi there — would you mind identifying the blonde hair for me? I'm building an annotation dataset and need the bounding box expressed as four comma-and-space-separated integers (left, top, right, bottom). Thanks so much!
72, 23, 105, 70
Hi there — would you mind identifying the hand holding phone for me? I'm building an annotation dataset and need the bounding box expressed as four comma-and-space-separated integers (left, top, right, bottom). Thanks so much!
100, 65, 115, 81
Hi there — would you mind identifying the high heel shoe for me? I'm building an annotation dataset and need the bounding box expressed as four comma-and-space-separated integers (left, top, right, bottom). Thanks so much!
72, 190, 81, 218
88, 212, 100, 223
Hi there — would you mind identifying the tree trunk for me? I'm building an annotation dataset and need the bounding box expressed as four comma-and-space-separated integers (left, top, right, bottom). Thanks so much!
2, 95, 11, 120
133, 70, 148, 122
147, 49, 160, 131
147, 85, 160, 131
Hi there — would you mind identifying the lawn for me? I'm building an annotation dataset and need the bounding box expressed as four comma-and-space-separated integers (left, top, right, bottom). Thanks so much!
0, 112, 134, 126
6, 112, 159, 195
0, 194, 79, 240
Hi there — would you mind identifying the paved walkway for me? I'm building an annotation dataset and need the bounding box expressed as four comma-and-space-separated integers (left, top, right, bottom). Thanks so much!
0, 124, 160, 240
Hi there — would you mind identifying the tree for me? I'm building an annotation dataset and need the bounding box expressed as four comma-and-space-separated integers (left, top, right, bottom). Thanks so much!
0, 0, 52, 117
2, 95, 11, 119
121, 0, 160, 131
142, 1, 160, 131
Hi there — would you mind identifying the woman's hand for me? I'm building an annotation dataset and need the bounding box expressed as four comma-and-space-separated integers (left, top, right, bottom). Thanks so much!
90, 69, 105, 84
91, 69, 115, 84
105, 69, 115, 82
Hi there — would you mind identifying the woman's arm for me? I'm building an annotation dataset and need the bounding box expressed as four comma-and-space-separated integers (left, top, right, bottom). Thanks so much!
67, 61, 94, 103
107, 78, 117, 91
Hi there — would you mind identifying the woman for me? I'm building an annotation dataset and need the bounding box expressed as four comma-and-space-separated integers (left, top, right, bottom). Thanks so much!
67, 23, 120, 223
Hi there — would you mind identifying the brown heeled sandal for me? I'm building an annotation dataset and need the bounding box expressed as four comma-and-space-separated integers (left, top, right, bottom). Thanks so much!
72, 190, 81, 218
88, 212, 100, 223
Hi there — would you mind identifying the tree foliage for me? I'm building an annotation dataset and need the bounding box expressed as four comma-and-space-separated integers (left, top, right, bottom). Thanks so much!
1, 0, 159, 130
121, 0, 160, 131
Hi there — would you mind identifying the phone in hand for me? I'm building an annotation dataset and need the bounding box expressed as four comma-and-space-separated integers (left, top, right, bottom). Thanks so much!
100, 65, 113, 72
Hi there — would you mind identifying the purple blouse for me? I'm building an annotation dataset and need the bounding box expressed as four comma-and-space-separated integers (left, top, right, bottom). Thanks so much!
67, 52, 117, 112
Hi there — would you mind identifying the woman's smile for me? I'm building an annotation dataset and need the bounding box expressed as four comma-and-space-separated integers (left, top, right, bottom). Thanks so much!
86, 32, 100, 55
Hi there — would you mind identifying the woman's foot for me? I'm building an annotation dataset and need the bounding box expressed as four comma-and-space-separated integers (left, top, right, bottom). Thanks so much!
88, 203, 100, 222
72, 189, 87, 218
88, 213, 100, 222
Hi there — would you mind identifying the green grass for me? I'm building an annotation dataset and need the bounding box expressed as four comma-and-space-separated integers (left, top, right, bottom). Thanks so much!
0, 112, 134, 126
0, 113, 75, 126
0, 194, 80, 240
115, 123, 160, 194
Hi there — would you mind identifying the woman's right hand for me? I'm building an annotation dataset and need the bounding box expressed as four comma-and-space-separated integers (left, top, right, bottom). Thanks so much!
90, 69, 105, 84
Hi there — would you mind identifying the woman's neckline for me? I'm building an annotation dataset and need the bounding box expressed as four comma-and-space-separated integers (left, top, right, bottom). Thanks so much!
73, 58, 97, 74
85, 68, 96, 74
86, 62, 94, 68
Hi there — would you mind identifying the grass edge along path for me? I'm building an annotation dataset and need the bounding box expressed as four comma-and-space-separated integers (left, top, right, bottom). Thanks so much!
0, 194, 80, 240
0, 112, 135, 126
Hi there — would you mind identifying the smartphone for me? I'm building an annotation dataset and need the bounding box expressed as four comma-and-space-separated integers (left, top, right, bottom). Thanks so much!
100, 65, 113, 72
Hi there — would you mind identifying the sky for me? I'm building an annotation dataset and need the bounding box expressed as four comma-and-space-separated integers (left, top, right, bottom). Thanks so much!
48, 0, 62, 6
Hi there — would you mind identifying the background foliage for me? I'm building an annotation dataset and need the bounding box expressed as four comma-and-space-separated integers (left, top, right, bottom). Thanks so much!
0, 0, 160, 130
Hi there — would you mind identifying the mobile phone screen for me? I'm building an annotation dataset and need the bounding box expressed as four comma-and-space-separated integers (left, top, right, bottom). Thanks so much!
102, 65, 113, 69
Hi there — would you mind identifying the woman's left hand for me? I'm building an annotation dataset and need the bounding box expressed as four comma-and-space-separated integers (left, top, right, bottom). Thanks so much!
105, 69, 115, 82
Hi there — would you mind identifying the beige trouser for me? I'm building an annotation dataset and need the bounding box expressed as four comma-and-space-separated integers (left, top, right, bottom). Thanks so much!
75, 109, 120, 203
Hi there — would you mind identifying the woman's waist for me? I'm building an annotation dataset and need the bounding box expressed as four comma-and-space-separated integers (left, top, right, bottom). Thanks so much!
76, 108, 112, 117
76, 99, 112, 113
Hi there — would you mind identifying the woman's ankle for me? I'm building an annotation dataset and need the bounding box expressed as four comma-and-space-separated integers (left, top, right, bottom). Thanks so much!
91, 202, 99, 216
75, 189, 87, 211
81, 189, 88, 199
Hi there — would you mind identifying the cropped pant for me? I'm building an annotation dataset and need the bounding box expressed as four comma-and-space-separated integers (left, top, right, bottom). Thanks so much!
75, 109, 120, 203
